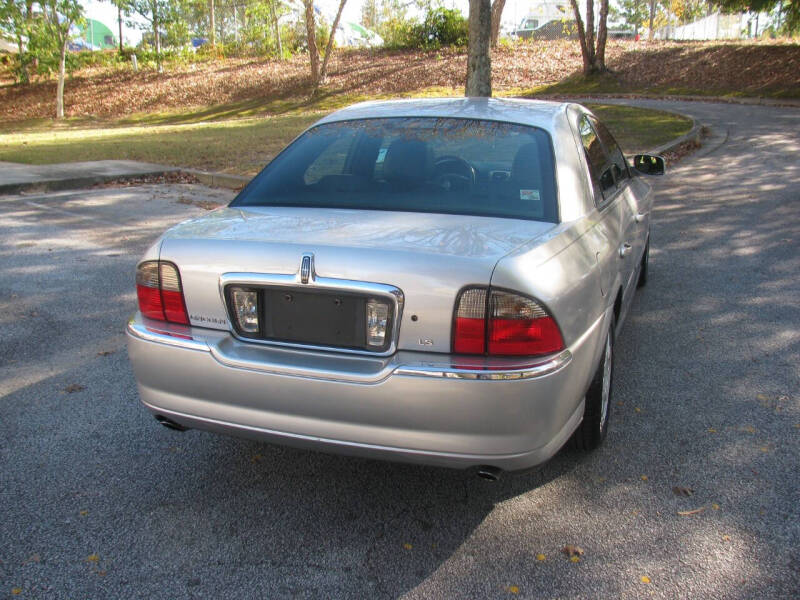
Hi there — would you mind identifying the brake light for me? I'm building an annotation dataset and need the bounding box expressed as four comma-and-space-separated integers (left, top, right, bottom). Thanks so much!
452, 288, 564, 357
136, 260, 189, 324
453, 288, 487, 354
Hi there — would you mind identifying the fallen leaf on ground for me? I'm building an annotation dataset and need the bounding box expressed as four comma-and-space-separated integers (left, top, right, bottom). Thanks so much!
12, 589, 22, 596
402, 543, 412, 550
79, 510, 89, 516
641, 575, 651, 584
641, 475, 648, 481
64, 383, 85, 393
672, 486, 694, 497
677, 507, 706, 516
707, 427, 717, 433
536, 553, 546, 561
712, 503, 720, 510
562, 545, 584, 558
507, 585, 519, 594
87, 554, 99, 563
722, 534, 731, 541
634, 407, 641, 413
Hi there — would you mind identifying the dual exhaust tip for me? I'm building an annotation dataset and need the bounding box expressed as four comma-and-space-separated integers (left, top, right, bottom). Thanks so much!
154, 414, 502, 480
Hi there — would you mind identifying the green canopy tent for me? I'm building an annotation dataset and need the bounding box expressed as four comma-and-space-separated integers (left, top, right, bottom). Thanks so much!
76, 18, 117, 50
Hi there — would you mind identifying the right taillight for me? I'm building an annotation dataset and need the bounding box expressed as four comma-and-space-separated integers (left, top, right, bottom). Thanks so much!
452, 287, 564, 357
136, 260, 189, 325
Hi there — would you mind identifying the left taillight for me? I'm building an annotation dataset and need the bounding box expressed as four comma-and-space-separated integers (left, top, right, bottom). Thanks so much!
136, 260, 189, 325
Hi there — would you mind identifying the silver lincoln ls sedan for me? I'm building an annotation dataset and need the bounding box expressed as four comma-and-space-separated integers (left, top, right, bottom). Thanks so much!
127, 98, 664, 478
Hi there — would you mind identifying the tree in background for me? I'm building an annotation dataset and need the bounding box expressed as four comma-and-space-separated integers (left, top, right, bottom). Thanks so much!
318, 0, 347, 89
569, 0, 610, 75
716, 0, 799, 33
465, 0, 491, 96
490, 0, 505, 46
1, 0, 36, 83
302, 0, 319, 86
610, 0, 649, 34
115, 0, 175, 72
39, 0, 83, 118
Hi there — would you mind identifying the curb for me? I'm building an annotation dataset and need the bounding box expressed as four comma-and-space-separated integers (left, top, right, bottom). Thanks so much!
649, 118, 702, 156
0, 167, 180, 196
181, 168, 250, 191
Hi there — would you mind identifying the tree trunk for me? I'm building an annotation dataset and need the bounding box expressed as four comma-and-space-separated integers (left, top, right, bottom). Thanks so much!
56, 32, 69, 119
154, 11, 163, 73
595, 0, 609, 72
269, 1, 283, 59
490, 0, 506, 47
210, 0, 216, 46
318, 0, 347, 88
118, 4, 124, 53
585, 0, 596, 70
648, 0, 655, 40
569, 0, 592, 75
304, 0, 320, 87
16, 36, 29, 85
465, 0, 492, 97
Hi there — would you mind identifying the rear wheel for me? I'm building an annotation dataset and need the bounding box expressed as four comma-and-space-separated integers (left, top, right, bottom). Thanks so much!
572, 316, 614, 451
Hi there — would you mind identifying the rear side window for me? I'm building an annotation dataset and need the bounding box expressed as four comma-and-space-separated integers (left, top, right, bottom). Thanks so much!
232, 117, 559, 223
578, 115, 615, 202
592, 118, 629, 184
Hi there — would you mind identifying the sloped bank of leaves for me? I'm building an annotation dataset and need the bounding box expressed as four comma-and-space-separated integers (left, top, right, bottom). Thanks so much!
0, 40, 797, 122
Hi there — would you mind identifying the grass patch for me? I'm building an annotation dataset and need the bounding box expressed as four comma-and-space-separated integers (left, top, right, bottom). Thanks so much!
586, 103, 693, 152
0, 101, 692, 177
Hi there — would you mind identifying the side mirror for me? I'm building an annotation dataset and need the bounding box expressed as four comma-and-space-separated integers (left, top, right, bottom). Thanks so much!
632, 154, 665, 176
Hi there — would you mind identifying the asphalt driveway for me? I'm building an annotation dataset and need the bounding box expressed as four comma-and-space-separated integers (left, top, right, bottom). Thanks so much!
1, 101, 798, 599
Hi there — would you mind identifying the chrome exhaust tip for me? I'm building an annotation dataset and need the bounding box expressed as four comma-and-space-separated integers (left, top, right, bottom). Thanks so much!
155, 415, 188, 432
476, 466, 501, 481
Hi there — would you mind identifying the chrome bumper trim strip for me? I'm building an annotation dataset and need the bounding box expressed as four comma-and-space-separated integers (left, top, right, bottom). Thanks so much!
393, 350, 572, 380
126, 319, 210, 352
129, 316, 572, 382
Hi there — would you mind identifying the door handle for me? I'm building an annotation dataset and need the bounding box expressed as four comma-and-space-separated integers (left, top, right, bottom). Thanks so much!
619, 243, 632, 258
635, 212, 648, 223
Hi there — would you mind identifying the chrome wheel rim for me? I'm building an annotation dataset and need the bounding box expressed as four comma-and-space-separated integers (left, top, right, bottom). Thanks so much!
599, 330, 612, 432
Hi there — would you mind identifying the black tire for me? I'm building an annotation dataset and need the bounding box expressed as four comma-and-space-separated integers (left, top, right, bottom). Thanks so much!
572, 315, 614, 451
637, 236, 649, 288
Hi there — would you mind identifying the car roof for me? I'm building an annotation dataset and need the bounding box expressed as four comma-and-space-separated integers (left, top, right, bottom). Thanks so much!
315, 97, 569, 131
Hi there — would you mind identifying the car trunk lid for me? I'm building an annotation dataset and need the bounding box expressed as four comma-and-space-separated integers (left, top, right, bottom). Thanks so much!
159, 206, 556, 353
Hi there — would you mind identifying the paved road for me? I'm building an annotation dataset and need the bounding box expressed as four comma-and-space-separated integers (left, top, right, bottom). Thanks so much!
1, 102, 798, 599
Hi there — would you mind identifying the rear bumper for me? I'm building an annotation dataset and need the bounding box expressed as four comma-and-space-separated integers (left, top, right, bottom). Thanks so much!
126, 311, 606, 471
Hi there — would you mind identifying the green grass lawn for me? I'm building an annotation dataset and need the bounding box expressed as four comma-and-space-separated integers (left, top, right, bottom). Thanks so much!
0, 99, 691, 177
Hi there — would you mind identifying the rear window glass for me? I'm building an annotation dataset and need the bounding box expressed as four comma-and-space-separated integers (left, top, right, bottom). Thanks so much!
232, 117, 558, 223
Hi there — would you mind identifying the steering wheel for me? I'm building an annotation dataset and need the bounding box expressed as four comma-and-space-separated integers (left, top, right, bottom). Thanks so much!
433, 155, 476, 193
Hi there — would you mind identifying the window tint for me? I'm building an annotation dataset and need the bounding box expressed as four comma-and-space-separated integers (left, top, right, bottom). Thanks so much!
578, 115, 615, 202
304, 129, 356, 184
233, 117, 559, 223
592, 118, 629, 184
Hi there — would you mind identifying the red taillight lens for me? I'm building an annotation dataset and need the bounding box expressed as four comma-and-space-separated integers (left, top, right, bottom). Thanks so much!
135, 260, 189, 325
159, 262, 189, 324
452, 287, 565, 357
453, 288, 487, 354
488, 290, 564, 356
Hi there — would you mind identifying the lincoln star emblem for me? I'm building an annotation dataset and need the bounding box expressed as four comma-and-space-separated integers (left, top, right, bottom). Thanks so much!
300, 254, 313, 284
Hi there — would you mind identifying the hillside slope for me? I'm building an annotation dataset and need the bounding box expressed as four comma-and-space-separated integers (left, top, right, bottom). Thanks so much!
1, 40, 798, 122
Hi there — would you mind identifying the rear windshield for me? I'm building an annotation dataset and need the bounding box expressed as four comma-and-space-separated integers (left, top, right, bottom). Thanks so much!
232, 117, 558, 222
